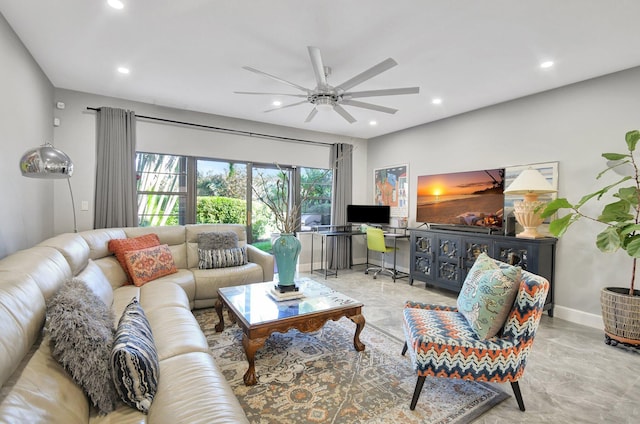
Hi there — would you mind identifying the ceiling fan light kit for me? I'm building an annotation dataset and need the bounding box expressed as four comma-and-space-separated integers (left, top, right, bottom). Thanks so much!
235, 46, 420, 124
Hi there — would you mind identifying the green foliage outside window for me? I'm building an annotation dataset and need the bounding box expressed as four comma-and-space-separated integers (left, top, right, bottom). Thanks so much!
196, 196, 246, 224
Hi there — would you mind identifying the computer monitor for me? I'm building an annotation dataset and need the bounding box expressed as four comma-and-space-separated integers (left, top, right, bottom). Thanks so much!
346, 205, 390, 224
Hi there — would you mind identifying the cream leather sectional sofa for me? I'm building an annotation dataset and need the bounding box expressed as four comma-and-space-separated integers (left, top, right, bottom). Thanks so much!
0, 223, 274, 423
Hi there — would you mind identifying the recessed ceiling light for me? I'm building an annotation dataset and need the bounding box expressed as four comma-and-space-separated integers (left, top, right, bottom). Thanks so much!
108, 0, 124, 10
369, 120, 377, 126
432, 98, 442, 105
117, 66, 130, 74
272, 100, 282, 107
540, 61, 554, 69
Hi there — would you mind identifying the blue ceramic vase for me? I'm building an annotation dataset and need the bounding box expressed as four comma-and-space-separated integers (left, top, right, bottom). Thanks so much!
272, 233, 301, 286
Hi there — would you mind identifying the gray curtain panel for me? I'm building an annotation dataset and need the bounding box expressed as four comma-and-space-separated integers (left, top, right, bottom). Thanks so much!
329, 143, 353, 269
94, 107, 138, 229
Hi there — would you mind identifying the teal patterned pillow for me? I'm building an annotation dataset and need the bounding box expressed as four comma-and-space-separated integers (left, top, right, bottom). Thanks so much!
111, 298, 159, 414
457, 253, 521, 340
198, 246, 247, 269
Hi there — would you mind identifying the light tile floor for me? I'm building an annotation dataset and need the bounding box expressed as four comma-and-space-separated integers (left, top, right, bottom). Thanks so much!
300, 268, 640, 423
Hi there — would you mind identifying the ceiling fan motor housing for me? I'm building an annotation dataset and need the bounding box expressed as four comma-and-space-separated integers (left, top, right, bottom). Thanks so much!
309, 92, 342, 110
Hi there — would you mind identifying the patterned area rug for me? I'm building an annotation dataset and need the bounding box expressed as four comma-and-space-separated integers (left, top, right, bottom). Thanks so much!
194, 309, 509, 424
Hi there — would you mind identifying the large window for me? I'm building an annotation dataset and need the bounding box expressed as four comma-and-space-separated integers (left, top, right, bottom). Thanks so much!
196, 159, 247, 225
136, 153, 187, 226
135, 153, 332, 244
300, 167, 333, 230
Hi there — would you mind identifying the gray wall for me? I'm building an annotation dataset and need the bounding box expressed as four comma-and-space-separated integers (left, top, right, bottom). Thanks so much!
367, 66, 640, 327
0, 13, 54, 257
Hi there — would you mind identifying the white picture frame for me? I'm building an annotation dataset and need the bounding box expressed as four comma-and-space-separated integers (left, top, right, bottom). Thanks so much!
373, 164, 409, 218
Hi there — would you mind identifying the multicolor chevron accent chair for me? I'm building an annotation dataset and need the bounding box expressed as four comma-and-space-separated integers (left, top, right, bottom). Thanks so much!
401, 259, 549, 411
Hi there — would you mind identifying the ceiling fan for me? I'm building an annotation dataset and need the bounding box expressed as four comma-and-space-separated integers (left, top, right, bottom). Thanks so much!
234, 46, 420, 124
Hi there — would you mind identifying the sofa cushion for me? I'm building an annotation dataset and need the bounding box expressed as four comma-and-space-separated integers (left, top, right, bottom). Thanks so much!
45, 278, 119, 414
111, 298, 159, 414
108, 233, 161, 284
198, 246, 247, 269
456, 253, 521, 340
0, 335, 91, 424
123, 244, 178, 286
149, 352, 249, 424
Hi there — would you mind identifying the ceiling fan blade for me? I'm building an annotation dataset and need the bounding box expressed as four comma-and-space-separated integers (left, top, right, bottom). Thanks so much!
343, 87, 420, 99
242, 66, 310, 93
234, 91, 308, 98
341, 99, 398, 114
333, 104, 357, 123
264, 100, 308, 113
304, 108, 318, 123
336, 58, 397, 92
308, 46, 327, 88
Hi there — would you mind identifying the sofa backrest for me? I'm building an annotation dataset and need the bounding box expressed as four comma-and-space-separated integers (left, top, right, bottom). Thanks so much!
125, 226, 188, 269
76, 224, 252, 288
0, 272, 47, 388
0, 246, 72, 300
37, 233, 91, 276
0, 246, 71, 388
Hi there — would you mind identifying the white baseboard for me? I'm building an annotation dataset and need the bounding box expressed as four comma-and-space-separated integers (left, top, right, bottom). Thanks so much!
552, 305, 602, 330
296, 263, 603, 330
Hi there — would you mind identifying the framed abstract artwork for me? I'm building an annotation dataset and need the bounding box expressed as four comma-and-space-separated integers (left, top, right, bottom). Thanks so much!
374, 164, 409, 218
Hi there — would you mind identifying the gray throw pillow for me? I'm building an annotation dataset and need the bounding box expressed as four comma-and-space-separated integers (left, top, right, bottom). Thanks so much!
197, 231, 239, 250
198, 246, 248, 269
111, 298, 160, 414
45, 278, 119, 415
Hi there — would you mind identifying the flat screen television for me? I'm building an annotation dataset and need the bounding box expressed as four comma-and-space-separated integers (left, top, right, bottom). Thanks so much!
416, 168, 505, 229
347, 205, 390, 224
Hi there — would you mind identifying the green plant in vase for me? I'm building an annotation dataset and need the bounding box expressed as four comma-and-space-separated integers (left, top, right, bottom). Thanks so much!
252, 166, 330, 291
541, 129, 640, 347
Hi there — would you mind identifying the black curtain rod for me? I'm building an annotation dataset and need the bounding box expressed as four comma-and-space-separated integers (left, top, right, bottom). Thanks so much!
86, 107, 334, 147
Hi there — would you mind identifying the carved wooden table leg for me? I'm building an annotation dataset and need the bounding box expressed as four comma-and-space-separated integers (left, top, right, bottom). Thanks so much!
214, 298, 225, 332
349, 313, 366, 351
242, 334, 267, 386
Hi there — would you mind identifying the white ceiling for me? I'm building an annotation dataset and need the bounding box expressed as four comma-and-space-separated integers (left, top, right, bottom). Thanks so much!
3, 0, 640, 139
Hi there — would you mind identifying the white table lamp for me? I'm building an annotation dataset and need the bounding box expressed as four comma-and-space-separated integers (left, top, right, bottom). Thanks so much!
504, 168, 557, 239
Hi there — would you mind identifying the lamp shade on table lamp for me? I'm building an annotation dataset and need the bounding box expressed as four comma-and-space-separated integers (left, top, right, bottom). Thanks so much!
504, 168, 556, 239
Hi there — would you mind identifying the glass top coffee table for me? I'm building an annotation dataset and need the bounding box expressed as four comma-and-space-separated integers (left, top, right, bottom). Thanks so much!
214, 278, 365, 385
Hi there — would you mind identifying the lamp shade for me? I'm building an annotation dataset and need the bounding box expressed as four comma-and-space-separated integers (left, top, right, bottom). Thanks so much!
504, 168, 556, 195
19, 143, 73, 179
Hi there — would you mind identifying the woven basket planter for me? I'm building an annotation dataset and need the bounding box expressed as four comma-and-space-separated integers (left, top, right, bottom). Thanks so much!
601, 287, 640, 346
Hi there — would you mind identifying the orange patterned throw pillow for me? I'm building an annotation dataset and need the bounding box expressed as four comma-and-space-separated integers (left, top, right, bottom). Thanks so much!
108, 234, 161, 284
123, 244, 177, 287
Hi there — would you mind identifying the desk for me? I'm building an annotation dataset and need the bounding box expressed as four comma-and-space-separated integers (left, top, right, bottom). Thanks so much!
310, 225, 409, 281
310, 226, 365, 278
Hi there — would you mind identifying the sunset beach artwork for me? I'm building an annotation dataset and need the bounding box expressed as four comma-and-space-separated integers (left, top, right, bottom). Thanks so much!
416, 169, 505, 227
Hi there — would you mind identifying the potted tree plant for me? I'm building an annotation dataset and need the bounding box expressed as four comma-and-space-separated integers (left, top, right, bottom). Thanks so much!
541, 129, 640, 348
252, 166, 331, 291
